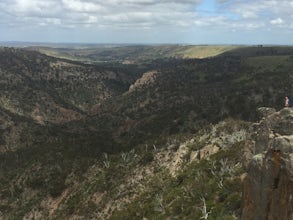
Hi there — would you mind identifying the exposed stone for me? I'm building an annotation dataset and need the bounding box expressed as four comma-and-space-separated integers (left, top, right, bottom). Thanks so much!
273, 135, 293, 153
257, 107, 276, 119
242, 108, 293, 220
199, 144, 220, 160
129, 70, 158, 92
169, 144, 188, 176
190, 150, 199, 162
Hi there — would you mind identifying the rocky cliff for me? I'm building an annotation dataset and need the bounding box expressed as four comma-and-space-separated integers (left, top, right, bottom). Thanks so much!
242, 107, 293, 220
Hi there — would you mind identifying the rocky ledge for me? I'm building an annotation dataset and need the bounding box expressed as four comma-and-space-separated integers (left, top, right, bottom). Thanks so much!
242, 107, 293, 220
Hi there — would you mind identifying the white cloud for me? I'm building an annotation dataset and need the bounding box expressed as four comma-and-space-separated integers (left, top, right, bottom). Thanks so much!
241, 11, 258, 19
8, 0, 62, 17
62, 0, 104, 13
1, 0, 293, 43
270, 18, 284, 25
1, 0, 292, 30
0, 0, 203, 29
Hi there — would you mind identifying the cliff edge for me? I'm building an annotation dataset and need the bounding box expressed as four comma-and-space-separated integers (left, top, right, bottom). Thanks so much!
242, 107, 293, 220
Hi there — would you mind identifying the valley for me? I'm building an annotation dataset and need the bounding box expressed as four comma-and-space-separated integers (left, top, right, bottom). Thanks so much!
1, 45, 293, 219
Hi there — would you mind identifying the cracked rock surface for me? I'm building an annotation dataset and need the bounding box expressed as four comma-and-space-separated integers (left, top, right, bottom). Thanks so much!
242, 107, 293, 220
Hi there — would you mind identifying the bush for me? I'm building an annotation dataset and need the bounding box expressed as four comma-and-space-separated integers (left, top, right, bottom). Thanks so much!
139, 151, 154, 165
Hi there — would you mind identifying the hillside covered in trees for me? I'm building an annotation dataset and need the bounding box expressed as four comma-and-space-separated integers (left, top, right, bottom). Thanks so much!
1, 45, 293, 219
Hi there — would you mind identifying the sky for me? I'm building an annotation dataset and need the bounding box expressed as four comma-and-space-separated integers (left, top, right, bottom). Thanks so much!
1, 0, 293, 45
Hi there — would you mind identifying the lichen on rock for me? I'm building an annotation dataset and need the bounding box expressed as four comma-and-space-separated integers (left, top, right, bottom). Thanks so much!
242, 107, 293, 220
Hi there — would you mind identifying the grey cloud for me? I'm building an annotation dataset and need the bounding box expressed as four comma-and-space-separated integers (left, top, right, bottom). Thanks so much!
102, 0, 202, 5
1, 0, 293, 34
0, 0, 201, 27
2, 0, 63, 18
214, 0, 293, 30
62, 0, 105, 13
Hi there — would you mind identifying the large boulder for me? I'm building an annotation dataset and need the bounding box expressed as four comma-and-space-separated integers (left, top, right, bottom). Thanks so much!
242, 108, 293, 220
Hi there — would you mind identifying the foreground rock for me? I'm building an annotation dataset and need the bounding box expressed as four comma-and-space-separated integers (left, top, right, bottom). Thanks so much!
242, 107, 293, 220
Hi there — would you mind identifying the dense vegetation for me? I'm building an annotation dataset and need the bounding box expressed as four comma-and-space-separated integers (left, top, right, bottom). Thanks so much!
1, 45, 293, 219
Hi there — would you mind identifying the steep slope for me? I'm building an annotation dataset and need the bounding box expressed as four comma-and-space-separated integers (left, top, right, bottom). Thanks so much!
85, 49, 293, 149
242, 107, 293, 220
0, 47, 139, 116
1, 46, 293, 219
0, 47, 142, 152
0, 118, 249, 219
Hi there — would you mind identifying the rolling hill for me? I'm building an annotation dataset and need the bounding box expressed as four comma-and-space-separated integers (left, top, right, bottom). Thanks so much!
27, 44, 242, 64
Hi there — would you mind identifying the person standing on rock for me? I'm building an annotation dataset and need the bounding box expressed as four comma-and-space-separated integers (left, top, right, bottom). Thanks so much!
285, 96, 290, 107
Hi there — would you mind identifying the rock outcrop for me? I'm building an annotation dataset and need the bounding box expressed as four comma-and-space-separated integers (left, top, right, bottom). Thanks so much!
128, 70, 157, 92
242, 107, 293, 220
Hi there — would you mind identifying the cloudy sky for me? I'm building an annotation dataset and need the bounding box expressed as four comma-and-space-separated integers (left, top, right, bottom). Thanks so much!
1, 0, 293, 44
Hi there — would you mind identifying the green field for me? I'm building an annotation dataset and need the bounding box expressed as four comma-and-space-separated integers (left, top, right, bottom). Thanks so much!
27, 44, 243, 63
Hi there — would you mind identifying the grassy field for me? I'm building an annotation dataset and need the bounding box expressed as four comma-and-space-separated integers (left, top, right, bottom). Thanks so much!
27, 45, 243, 63
171, 45, 242, 58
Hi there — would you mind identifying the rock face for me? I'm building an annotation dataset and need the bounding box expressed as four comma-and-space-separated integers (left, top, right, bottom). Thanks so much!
128, 70, 157, 92
242, 108, 293, 220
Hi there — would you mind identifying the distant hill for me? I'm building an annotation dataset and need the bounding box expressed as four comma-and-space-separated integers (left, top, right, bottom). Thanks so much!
26, 44, 242, 64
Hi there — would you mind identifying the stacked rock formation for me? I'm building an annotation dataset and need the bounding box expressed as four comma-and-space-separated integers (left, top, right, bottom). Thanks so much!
242, 107, 293, 220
